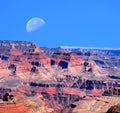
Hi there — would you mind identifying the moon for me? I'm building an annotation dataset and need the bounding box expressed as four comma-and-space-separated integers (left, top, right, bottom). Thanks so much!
26, 17, 45, 32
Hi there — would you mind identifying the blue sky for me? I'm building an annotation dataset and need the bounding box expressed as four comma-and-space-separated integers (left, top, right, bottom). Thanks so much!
0, 0, 120, 48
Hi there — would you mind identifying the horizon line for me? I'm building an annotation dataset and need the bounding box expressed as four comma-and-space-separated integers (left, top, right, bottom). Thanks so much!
60, 46, 120, 50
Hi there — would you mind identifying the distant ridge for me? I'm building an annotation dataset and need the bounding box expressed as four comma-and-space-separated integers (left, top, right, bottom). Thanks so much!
60, 46, 120, 50
0, 40, 33, 44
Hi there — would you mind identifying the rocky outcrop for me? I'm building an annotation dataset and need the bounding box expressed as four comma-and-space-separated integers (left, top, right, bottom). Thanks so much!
0, 93, 55, 113
71, 96, 120, 113
50, 52, 101, 75
29, 82, 81, 106
51, 53, 84, 67
62, 47, 120, 68
42, 46, 120, 68
0, 41, 50, 73
41, 47, 65, 56
106, 104, 120, 113
0, 40, 33, 53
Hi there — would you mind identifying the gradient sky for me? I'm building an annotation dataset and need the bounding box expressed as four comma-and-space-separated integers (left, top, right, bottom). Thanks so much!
0, 0, 120, 48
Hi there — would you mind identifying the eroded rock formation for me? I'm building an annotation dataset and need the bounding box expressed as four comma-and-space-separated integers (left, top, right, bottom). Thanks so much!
0, 41, 119, 113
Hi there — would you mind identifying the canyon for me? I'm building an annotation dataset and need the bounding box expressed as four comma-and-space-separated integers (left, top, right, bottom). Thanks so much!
0, 40, 119, 112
